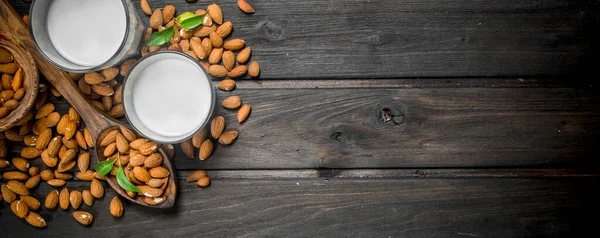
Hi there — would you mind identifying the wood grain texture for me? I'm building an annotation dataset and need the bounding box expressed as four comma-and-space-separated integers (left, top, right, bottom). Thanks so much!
8, 0, 599, 78
0, 177, 598, 237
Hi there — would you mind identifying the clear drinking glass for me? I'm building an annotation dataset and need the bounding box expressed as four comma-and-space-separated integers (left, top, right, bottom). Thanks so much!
29, 0, 145, 73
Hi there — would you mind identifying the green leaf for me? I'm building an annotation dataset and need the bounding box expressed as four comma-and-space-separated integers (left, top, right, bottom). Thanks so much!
179, 15, 205, 30
146, 26, 174, 46
116, 163, 140, 192
94, 159, 115, 176
176, 12, 196, 23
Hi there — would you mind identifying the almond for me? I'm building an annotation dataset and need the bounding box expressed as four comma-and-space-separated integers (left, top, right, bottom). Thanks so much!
90, 179, 104, 198
224, 39, 245, 51
54, 171, 73, 180
162, 5, 175, 24
208, 47, 223, 64
70, 190, 82, 209
110, 196, 124, 217
76, 171, 95, 181
84, 72, 104, 85
143, 196, 166, 205
59, 148, 77, 164
190, 39, 207, 59
149, 167, 170, 178
130, 138, 148, 150
194, 25, 215, 37
47, 136, 62, 157
3, 171, 28, 181
104, 142, 117, 157
11, 200, 29, 218
23, 134, 37, 146
207, 4, 223, 24
35, 103, 54, 119
48, 179, 66, 187
116, 133, 130, 153
186, 170, 207, 182
219, 131, 239, 145
57, 159, 76, 173
228, 65, 247, 78
201, 38, 213, 56
59, 187, 69, 209
184, 50, 198, 60
133, 166, 152, 183
249, 61, 260, 77
25, 212, 46, 228
40, 170, 54, 181
211, 116, 225, 138
140, 0, 152, 15
101, 67, 119, 81
192, 130, 207, 148
78, 79, 92, 95
217, 79, 236, 91
237, 47, 252, 64
7, 180, 29, 195
222, 51, 235, 71
209, 65, 228, 77
20, 147, 41, 159
209, 31, 223, 48
82, 190, 94, 206
25, 175, 41, 189
120, 59, 137, 77
12, 157, 30, 171
101, 129, 118, 146
197, 176, 211, 187
203, 14, 213, 27
91, 83, 114, 97
72, 211, 94, 225
238, 0, 255, 13
62, 137, 78, 150
84, 128, 94, 148
21, 196, 41, 210
44, 112, 61, 127
139, 141, 159, 155
222, 96, 242, 109
179, 39, 190, 51
148, 178, 164, 188
29, 166, 40, 176
120, 126, 137, 142
216, 21, 233, 38
150, 8, 163, 29
0, 159, 9, 169
75, 131, 87, 149
4, 129, 22, 141
144, 153, 163, 168
130, 152, 147, 167
199, 139, 214, 160
41, 150, 57, 167
180, 140, 195, 159
238, 104, 252, 122
102, 96, 113, 111
138, 186, 163, 198
56, 115, 69, 134
78, 152, 91, 172
94, 172, 106, 180
2, 184, 17, 203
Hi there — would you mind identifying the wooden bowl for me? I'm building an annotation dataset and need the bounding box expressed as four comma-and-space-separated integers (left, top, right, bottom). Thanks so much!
0, 31, 39, 131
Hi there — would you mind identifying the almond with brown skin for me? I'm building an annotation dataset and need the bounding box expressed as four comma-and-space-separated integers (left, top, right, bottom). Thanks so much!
101, 129, 118, 146
11, 200, 29, 218
144, 153, 163, 168
199, 139, 214, 160
21, 196, 41, 210
179, 39, 190, 51
75, 131, 87, 149
56, 115, 69, 135
78, 152, 91, 172
190, 39, 207, 59
25, 175, 41, 189
238, 104, 252, 122
203, 14, 213, 27
133, 166, 151, 183
78, 79, 92, 95
143, 196, 166, 205
201, 38, 213, 56
129, 153, 146, 167
59, 148, 77, 164
228, 65, 247, 78
2, 184, 17, 203
82, 190, 94, 206
130, 138, 148, 150
216, 21, 233, 38
104, 143, 117, 157
73, 211, 94, 225
217, 79, 236, 91
91, 83, 114, 97
101, 67, 119, 81
35, 103, 54, 120
184, 50, 198, 60
29, 166, 40, 176
54, 171, 73, 180
194, 25, 215, 37
90, 179, 104, 198
41, 150, 57, 167
222, 96, 242, 109
139, 142, 159, 155
209, 65, 228, 78
149, 167, 170, 178
120, 59, 136, 76
192, 130, 207, 148
3, 171, 29, 181
209, 31, 223, 48
76, 171, 95, 181
138, 186, 163, 198
148, 178, 164, 188
40, 170, 54, 181
102, 96, 113, 111
220, 52, 233, 71
116, 133, 130, 154
84, 128, 94, 148
249, 61, 260, 77
84, 72, 104, 85
150, 8, 163, 29
162, 5, 176, 24
208, 47, 223, 64
180, 140, 195, 159
186, 170, 207, 182
140, 0, 152, 15
62, 137, 78, 150
47, 136, 62, 157
12, 157, 29, 171
7, 180, 29, 195
23, 134, 37, 146
110, 196, 124, 217
224, 39, 245, 51
48, 179, 66, 187
25, 212, 46, 228
238, 0, 255, 13
237, 47, 252, 64
120, 126, 137, 142
0, 159, 9, 169
211, 116, 225, 138
59, 187, 69, 209
20, 147, 41, 159
197, 176, 211, 187
219, 131, 239, 145
70, 190, 82, 209
207, 4, 223, 24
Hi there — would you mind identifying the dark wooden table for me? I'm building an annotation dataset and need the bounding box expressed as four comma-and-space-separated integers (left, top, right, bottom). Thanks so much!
2, 0, 600, 237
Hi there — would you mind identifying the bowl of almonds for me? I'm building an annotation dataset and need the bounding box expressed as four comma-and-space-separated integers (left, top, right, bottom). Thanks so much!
0, 31, 39, 131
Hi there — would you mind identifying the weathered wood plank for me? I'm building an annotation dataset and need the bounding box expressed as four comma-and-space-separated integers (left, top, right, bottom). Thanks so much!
8, 85, 600, 169
8, 0, 599, 78
1, 177, 597, 237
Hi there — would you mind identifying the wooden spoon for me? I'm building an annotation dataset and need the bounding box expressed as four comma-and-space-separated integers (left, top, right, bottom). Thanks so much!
0, 0, 177, 208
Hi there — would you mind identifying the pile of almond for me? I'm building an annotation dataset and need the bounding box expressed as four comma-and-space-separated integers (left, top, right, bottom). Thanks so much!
97, 127, 171, 205
0, 47, 26, 119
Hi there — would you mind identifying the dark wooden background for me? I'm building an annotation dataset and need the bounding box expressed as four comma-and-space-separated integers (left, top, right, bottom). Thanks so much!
1, 0, 599, 237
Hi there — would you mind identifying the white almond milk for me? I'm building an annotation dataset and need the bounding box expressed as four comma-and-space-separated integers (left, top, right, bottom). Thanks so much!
132, 58, 212, 138
46, 0, 126, 66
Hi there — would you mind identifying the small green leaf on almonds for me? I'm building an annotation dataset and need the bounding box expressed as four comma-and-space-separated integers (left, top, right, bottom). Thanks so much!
146, 26, 175, 46
176, 12, 196, 23
117, 164, 140, 192
94, 160, 115, 177
179, 15, 205, 30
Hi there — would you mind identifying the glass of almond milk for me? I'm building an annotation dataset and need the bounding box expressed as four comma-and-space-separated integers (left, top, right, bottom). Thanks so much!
30, 0, 144, 72
122, 51, 215, 143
